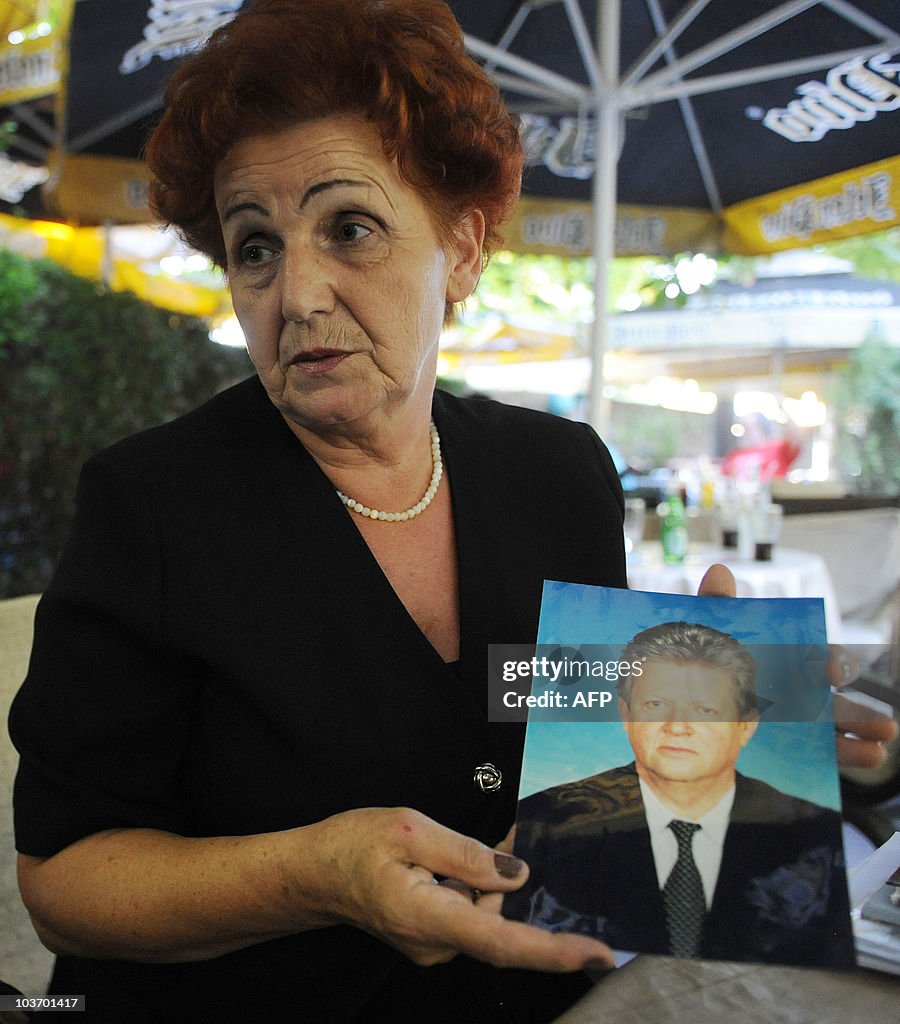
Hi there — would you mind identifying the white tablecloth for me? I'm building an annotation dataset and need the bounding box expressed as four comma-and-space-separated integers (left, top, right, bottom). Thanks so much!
627, 543, 843, 640
554, 955, 900, 1023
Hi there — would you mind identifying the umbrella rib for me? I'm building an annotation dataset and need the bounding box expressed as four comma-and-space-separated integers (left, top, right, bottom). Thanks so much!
482, 1, 531, 76
65, 92, 166, 155
464, 33, 591, 102
8, 101, 55, 144
482, 0, 599, 98
623, 0, 714, 87
820, 0, 900, 44
561, 0, 599, 88
491, 71, 583, 106
642, 0, 722, 213
625, 43, 895, 106
634, 0, 821, 94
5, 133, 47, 161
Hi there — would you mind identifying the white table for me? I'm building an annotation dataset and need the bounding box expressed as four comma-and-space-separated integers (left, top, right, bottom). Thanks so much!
627, 543, 843, 640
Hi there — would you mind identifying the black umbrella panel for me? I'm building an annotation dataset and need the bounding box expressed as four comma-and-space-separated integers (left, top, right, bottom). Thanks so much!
11, 0, 899, 251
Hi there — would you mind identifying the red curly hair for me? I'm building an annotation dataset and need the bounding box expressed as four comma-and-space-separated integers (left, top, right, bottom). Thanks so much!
145, 0, 523, 269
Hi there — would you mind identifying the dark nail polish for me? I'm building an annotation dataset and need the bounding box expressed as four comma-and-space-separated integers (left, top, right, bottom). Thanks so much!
585, 957, 614, 972
494, 852, 524, 878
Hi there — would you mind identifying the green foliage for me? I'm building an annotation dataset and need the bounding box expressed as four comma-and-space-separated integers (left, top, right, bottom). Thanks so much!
0, 250, 251, 597
820, 228, 900, 284
463, 229, 900, 327
470, 252, 595, 322
829, 324, 900, 496
0, 121, 17, 153
608, 402, 712, 468
468, 251, 672, 323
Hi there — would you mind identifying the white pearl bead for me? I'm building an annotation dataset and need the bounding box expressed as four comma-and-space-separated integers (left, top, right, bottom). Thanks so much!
337, 421, 442, 523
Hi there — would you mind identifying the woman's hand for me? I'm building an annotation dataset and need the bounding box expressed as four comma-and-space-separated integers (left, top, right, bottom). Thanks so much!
19, 809, 616, 969
303, 807, 614, 972
829, 672, 898, 769
697, 563, 898, 770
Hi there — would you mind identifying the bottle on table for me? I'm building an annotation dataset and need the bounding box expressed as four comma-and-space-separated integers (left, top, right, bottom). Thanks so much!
660, 486, 689, 565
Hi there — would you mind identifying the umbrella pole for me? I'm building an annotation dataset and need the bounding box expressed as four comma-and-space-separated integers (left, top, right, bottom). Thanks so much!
101, 220, 113, 288
588, 0, 620, 441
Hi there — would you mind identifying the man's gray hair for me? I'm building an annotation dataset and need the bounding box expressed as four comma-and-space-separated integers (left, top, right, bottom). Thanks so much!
619, 621, 758, 717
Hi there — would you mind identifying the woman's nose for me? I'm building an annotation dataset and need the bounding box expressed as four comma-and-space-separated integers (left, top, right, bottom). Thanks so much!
280, 250, 336, 323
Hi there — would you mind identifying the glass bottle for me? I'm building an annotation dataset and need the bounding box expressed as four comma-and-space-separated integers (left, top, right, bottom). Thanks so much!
660, 490, 689, 565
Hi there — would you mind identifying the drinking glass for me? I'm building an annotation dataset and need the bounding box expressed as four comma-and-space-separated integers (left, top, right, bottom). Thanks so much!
623, 498, 646, 557
753, 503, 783, 561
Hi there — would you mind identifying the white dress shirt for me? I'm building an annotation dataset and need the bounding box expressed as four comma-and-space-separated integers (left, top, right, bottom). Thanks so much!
639, 777, 736, 909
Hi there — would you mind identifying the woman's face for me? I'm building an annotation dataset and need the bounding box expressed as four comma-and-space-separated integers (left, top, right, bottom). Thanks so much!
214, 116, 483, 435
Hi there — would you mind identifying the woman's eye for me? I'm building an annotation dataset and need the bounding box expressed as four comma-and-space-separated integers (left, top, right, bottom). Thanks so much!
239, 241, 276, 265
334, 220, 373, 244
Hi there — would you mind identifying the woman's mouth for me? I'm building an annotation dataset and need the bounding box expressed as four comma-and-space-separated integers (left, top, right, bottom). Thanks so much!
290, 349, 350, 375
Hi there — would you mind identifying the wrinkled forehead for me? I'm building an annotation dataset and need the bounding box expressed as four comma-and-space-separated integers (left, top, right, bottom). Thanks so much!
213, 117, 399, 207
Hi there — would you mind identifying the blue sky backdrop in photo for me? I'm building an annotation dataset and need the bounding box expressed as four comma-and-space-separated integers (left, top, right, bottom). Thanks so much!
519, 582, 840, 809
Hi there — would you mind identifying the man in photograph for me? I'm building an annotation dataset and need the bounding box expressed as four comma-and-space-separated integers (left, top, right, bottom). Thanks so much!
505, 621, 854, 967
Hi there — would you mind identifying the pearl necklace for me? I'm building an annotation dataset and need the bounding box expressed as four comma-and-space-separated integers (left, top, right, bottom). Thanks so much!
336, 422, 442, 522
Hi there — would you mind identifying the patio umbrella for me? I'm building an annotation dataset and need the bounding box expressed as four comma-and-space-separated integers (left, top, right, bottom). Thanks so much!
3, 1, 899, 427
0, 1, 72, 213
446, 0, 900, 427
0, 1, 247, 221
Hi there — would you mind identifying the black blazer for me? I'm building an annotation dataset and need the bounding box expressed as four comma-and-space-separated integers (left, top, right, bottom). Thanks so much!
507, 763, 854, 969
10, 377, 627, 1023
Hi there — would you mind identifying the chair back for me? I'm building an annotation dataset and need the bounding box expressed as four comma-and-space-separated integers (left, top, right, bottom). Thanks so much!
779, 508, 900, 622
0, 594, 55, 996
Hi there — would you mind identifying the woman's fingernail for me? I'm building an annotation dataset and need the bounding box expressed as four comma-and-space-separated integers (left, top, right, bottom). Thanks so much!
585, 957, 615, 972
494, 853, 524, 878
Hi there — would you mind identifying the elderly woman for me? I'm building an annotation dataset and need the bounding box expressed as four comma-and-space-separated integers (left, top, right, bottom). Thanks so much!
9, 1, 894, 1022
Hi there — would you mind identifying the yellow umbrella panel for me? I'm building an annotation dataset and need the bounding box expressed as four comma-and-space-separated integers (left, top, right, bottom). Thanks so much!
0, 1, 72, 106
723, 154, 900, 255
501, 157, 900, 260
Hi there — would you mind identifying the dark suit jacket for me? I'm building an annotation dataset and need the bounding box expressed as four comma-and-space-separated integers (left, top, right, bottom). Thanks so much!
507, 763, 855, 969
9, 377, 626, 1023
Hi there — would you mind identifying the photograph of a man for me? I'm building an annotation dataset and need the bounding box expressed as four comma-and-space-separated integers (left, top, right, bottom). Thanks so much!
504, 621, 855, 968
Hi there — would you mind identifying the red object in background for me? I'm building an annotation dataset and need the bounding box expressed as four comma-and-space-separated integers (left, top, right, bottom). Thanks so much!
721, 439, 801, 482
